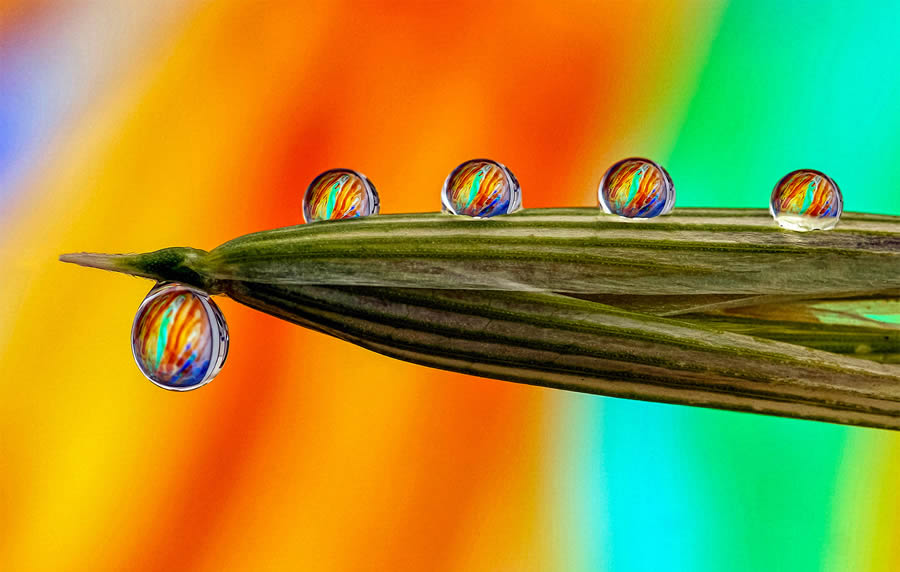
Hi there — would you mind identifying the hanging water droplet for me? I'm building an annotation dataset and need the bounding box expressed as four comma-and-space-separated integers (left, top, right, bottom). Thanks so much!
131, 282, 229, 391
769, 169, 843, 231
598, 157, 675, 219
303, 168, 380, 223
441, 159, 522, 217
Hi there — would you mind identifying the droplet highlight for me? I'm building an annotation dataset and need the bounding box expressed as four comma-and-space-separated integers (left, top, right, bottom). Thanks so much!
769, 169, 843, 231
131, 282, 229, 391
303, 168, 380, 223
598, 157, 675, 219
441, 159, 522, 217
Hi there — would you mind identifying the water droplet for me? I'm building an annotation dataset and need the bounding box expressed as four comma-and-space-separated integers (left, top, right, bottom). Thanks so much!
770, 169, 842, 231
131, 282, 228, 391
441, 159, 522, 217
598, 157, 675, 219
303, 169, 380, 223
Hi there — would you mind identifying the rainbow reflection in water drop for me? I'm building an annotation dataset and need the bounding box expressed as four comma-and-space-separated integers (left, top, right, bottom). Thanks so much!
441, 159, 522, 217
598, 157, 675, 219
770, 169, 843, 231
131, 283, 229, 390
303, 169, 380, 223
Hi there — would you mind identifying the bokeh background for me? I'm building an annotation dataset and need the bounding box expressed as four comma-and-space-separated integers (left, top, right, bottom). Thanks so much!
3, 1, 900, 570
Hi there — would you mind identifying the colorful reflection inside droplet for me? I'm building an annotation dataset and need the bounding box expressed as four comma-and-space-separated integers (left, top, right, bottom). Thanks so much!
303, 169, 380, 223
441, 159, 522, 217
598, 157, 675, 219
131, 282, 228, 390
770, 169, 843, 231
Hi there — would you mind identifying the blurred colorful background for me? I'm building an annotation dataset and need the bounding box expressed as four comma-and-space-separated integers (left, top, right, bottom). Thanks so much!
3, 1, 900, 570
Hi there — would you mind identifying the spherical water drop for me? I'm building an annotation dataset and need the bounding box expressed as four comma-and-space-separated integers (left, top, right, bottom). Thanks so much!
769, 169, 842, 231
131, 282, 229, 391
303, 168, 380, 223
441, 159, 522, 217
598, 157, 675, 219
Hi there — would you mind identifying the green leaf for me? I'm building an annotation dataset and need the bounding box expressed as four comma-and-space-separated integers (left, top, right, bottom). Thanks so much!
60, 208, 900, 430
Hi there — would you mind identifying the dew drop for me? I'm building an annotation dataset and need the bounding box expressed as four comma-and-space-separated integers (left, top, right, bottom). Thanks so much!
303, 169, 380, 223
598, 157, 675, 219
769, 169, 843, 231
441, 159, 522, 217
131, 282, 229, 391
